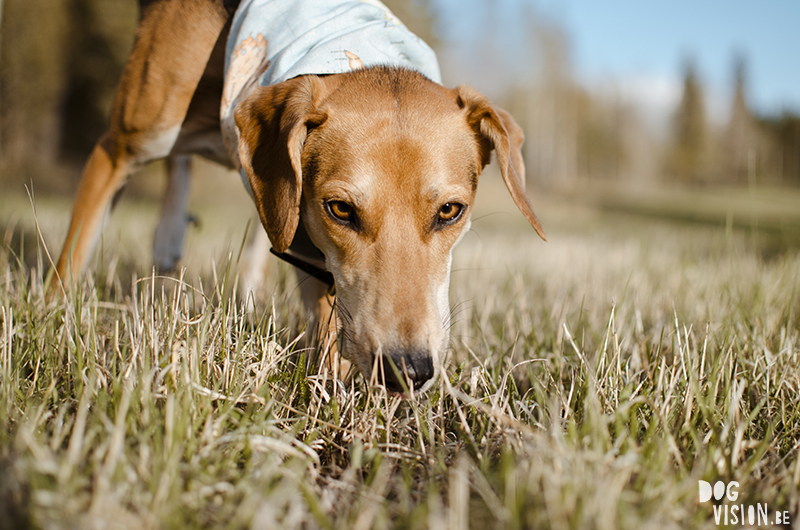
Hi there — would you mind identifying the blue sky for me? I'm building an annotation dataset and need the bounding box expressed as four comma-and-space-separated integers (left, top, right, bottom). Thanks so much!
433, 0, 800, 117
558, 0, 800, 115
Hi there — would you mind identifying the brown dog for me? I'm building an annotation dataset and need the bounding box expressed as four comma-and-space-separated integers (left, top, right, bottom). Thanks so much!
55, 0, 546, 393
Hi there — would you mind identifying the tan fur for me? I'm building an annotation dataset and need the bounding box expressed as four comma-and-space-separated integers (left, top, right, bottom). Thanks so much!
55, 1, 545, 393
55, 0, 232, 281
235, 67, 545, 391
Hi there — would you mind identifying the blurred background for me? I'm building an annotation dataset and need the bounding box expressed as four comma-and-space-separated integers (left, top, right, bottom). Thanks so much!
1, 0, 799, 268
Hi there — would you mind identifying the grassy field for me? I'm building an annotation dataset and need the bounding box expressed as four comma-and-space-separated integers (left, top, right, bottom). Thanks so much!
1, 174, 800, 529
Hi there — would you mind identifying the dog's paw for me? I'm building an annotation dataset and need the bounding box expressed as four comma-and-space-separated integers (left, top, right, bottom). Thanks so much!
153, 213, 195, 272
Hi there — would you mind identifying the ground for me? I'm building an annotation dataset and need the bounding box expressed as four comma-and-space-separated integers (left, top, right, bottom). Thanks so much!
1, 164, 799, 529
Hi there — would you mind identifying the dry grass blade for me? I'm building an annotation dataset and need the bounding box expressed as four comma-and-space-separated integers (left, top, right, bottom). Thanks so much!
1, 189, 799, 529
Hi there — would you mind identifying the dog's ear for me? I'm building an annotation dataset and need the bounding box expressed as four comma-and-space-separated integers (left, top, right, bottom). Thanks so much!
235, 76, 330, 252
455, 86, 546, 241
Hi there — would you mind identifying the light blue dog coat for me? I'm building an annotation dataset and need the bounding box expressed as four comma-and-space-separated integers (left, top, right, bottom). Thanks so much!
220, 0, 442, 187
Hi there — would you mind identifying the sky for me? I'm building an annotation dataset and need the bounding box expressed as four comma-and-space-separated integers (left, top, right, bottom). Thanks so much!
433, 0, 800, 120
557, 0, 800, 116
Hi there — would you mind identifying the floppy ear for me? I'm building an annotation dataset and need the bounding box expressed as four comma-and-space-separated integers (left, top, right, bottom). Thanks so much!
455, 86, 546, 241
234, 76, 330, 252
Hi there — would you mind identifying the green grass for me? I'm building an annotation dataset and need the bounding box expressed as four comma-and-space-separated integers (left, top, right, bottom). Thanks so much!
1, 182, 800, 529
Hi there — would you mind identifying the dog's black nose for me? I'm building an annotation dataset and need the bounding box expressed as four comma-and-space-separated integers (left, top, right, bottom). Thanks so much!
380, 352, 434, 392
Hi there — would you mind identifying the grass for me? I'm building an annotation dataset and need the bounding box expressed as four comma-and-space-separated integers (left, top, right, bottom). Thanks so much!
1, 179, 800, 529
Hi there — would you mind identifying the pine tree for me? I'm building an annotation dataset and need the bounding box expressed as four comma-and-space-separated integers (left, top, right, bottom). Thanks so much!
723, 56, 761, 184
667, 60, 710, 183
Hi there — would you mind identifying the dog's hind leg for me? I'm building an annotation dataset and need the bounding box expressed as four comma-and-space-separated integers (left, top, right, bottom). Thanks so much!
54, 0, 231, 286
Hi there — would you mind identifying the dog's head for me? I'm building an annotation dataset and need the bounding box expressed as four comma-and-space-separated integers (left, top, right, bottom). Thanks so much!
235, 67, 545, 394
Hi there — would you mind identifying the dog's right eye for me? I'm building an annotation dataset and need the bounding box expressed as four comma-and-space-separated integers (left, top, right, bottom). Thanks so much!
326, 201, 356, 224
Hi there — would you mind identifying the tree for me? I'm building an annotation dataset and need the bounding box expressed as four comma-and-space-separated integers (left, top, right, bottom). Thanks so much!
723, 55, 764, 184
0, 0, 70, 179
666, 59, 711, 183
0, 0, 136, 190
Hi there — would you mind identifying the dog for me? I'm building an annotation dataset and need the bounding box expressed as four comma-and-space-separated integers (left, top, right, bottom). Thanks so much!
54, 0, 546, 394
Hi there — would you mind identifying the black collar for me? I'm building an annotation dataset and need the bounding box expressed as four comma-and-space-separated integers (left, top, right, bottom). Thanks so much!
269, 248, 335, 288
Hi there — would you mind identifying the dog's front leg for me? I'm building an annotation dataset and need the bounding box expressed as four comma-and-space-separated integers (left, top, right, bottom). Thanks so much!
296, 273, 348, 376
153, 154, 193, 272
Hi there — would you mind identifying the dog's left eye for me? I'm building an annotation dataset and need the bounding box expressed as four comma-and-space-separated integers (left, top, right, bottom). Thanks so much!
437, 202, 464, 225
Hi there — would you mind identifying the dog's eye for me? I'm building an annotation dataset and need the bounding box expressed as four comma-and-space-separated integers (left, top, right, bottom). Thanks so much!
437, 202, 464, 225
327, 201, 355, 223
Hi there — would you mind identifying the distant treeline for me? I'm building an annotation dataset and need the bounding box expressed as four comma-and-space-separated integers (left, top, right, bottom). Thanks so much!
666, 58, 800, 187
0, 0, 797, 193
0, 0, 137, 191
507, 47, 800, 189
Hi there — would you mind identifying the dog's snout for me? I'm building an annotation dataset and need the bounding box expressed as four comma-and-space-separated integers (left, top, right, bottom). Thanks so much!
380, 351, 434, 392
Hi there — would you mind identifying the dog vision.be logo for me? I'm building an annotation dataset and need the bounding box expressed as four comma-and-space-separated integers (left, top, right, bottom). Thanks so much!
699, 480, 790, 526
